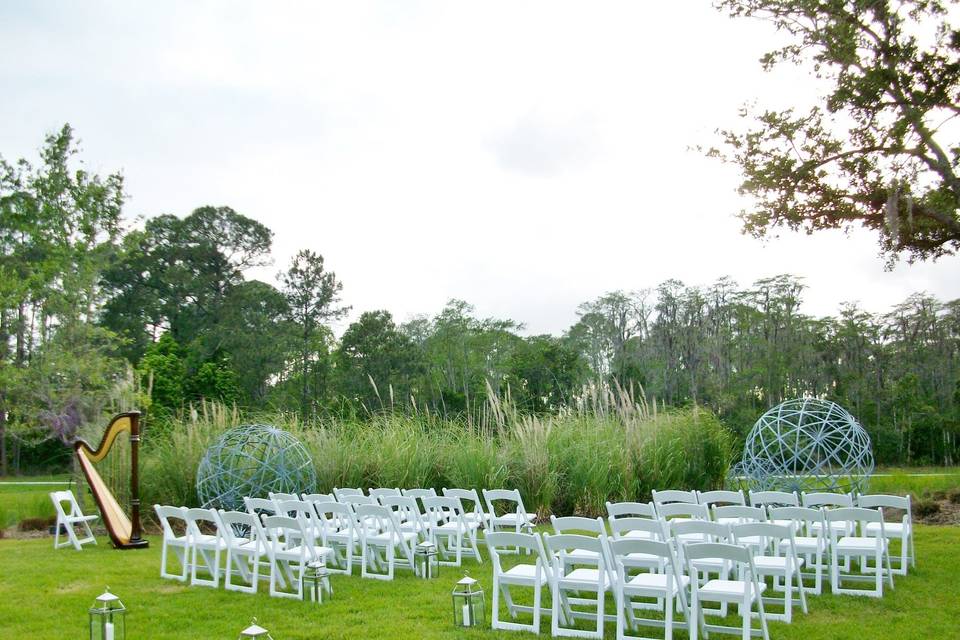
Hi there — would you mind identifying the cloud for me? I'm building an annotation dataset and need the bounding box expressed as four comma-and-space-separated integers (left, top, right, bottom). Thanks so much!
489, 112, 598, 177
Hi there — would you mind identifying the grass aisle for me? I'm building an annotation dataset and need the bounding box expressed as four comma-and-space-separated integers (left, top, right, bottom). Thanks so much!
0, 526, 957, 639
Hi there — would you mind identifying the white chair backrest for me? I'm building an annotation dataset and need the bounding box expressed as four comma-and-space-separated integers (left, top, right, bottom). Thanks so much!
857, 493, 910, 513
698, 489, 745, 506
244, 497, 278, 517
302, 492, 335, 504
261, 515, 310, 557
402, 488, 437, 499
50, 490, 84, 518
369, 488, 402, 502
343, 494, 376, 507
333, 487, 364, 501
606, 501, 656, 519
185, 507, 223, 540
749, 490, 799, 507
543, 533, 614, 585
355, 503, 402, 536
380, 495, 426, 530
483, 488, 530, 519
652, 489, 698, 505
713, 505, 766, 523
550, 515, 606, 536
824, 506, 884, 534
656, 502, 710, 521
422, 495, 467, 525
731, 521, 796, 552
768, 506, 825, 536
314, 501, 355, 533
217, 510, 264, 544
669, 519, 732, 543
442, 488, 486, 519
608, 537, 684, 600
802, 491, 854, 509
154, 504, 187, 539
607, 516, 667, 540
268, 492, 299, 504
684, 541, 757, 575
486, 531, 553, 578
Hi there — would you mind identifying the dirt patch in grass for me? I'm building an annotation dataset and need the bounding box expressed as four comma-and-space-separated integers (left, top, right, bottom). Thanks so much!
915, 499, 960, 525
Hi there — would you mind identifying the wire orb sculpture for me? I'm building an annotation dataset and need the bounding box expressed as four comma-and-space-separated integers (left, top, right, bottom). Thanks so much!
739, 398, 874, 494
196, 424, 316, 511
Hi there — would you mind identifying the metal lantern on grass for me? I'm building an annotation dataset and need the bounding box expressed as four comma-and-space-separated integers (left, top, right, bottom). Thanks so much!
238, 618, 273, 639
301, 561, 332, 603
414, 541, 439, 578
88, 588, 125, 640
452, 574, 485, 628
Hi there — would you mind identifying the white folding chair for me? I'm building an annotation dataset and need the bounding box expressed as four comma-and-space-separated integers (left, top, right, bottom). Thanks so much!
243, 497, 278, 519
732, 522, 808, 623
544, 533, 615, 639
312, 501, 358, 575
606, 503, 659, 540
857, 494, 914, 575
825, 507, 894, 597
609, 538, 692, 640
801, 491, 855, 536
302, 492, 335, 505
748, 490, 799, 510
712, 505, 766, 528
608, 518, 670, 575
487, 531, 562, 633
218, 510, 270, 594
483, 489, 535, 552
356, 503, 417, 580
333, 487, 365, 501
670, 520, 735, 617
655, 502, 710, 525
154, 505, 188, 581
50, 490, 98, 550
380, 495, 429, 538
768, 506, 828, 595
185, 507, 227, 588
422, 496, 482, 565
443, 487, 488, 530
268, 491, 300, 505
343, 494, 377, 507
274, 499, 324, 546
652, 489, 698, 507
698, 490, 745, 508
369, 487, 402, 502
685, 542, 769, 640
261, 514, 333, 598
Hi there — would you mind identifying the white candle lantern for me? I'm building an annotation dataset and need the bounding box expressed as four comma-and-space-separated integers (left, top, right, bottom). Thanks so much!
238, 618, 273, 639
301, 561, 332, 603
414, 541, 439, 578
88, 587, 125, 640
451, 574, 485, 628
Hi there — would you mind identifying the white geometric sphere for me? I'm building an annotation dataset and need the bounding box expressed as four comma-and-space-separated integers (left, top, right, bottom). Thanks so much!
196, 424, 316, 511
741, 398, 874, 493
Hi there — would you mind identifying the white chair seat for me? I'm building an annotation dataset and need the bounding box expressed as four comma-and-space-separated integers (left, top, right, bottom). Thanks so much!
627, 572, 690, 592
837, 536, 887, 553
677, 532, 709, 544
367, 531, 417, 545
492, 513, 535, 526
700, 578, 758, 599
865, 522, 908, 536
437, 522, 472, 533
503, 563, 549, 584
276, 544, 333, 561
561, 568, 609, 589
754, 555, 803, 571
623, 529, 655, 539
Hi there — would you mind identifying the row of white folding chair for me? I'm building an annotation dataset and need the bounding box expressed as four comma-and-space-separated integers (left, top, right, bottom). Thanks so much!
153, 504, 332, 598
487, 525, 780, 640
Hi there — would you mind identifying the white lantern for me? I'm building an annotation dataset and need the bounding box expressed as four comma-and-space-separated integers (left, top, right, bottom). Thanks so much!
88, 587, 125, 640
238, 618, 273, 639
301, 561, 332, 603
452, 574, 485, 627
414, 541, 439, 578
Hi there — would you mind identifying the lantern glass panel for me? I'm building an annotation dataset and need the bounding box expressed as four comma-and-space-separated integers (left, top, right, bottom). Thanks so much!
452, 576, 485, 627
301, 561, 332, 603
415, 542, 439, 578
88, 589, 126, 640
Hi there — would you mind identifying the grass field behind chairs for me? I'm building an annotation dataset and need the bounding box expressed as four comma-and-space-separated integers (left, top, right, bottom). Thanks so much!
0, 525, 957, 639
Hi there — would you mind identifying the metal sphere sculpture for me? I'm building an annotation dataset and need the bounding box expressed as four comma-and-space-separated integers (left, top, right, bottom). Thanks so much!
740, 398, 874, 493
196, 424, 316, 511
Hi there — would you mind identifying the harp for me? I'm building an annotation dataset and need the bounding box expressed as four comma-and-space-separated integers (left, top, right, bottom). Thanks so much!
73, 411, 149, 549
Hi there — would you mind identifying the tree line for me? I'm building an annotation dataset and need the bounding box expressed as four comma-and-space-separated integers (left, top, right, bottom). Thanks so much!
1, 126, 958, 474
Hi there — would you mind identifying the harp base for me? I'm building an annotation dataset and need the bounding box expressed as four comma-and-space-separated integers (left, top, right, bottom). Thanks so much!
115, 539, 150, 550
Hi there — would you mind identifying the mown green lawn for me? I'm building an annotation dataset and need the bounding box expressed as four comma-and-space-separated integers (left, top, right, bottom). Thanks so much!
0, 525, 957, 639
0, 474, 73, 527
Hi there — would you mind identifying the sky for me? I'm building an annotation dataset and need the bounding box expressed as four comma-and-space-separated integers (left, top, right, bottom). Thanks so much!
1, 1, 957, 336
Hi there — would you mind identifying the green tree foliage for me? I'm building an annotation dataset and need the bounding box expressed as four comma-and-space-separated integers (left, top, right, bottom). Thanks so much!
280, 250, 349, 417
136, 333, 186, 416
712, 0, 960, 263
335, 310, 423, 410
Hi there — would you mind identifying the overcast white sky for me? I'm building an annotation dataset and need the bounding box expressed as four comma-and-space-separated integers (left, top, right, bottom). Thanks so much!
1, 1, 957, 335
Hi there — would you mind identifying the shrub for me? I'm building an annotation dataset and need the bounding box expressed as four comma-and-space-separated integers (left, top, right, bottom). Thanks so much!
948, 489, 960, 505
139, 399, 733, 518
18, 516, 55, 532
915, 499, 941, 518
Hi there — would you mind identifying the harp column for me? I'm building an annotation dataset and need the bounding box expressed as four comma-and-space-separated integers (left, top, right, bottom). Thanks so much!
128, 412, 145, 547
